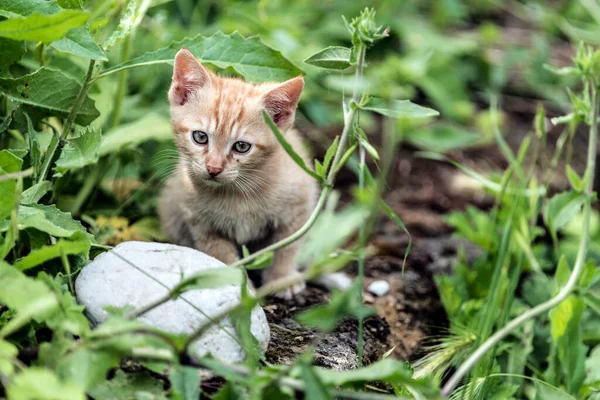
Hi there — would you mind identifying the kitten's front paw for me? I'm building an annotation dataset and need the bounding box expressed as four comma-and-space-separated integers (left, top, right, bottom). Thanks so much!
263, 270, 306, 300
273, 280, 306, 300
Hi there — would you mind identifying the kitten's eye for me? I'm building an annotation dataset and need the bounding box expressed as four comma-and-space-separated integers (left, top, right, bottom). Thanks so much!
233, 141, 252, 153
191, 130, 208, 145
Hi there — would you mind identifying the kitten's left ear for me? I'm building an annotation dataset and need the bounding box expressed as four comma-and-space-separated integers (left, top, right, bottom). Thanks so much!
261, 77, 304, 130
169, 48, 212, 106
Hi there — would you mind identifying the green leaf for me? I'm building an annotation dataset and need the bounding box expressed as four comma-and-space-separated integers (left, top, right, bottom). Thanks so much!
55, 127, 101, 170
404, 124, 480, 153
301, 365, 332, 400
304, 46, 351, 70
173, 267, 244, 296
0, 37, 25, 77
0, 262, 59, 338
322, 135, 339, 174
0, 10, 89, 44
0, 149, 23, 221
534, 381, 576, 400
57, 348, 121, 391
0, 339, 18, 376
296, 282, 373, 332
263, 111, 321, 181
544, 191, 589, 235
57, 0, 83, 9
99, 112, 171, 156
14, 231, 90, 271
88, 369, 167, 400
0, 204, 91, 239
51, 27, 107, 61
6, 367, 86, 400
362, 97, 439, 119
244, 251, 273, 270
100, 31, 304, 83
0, 68, 99, 125
169, 366, 201, 400
21, 180, 52, 205
0, 0, 60, 16
566, 165, 584, 191
549, 295, 587, 394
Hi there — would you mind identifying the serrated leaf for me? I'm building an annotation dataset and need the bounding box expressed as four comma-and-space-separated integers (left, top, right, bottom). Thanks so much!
102, 0, 151, 51
304, 46, 351, 70
0, 149, 23, 221
362, 97, 439, 119
99, 112, 171, 156
0, 204, 91, 240
52, 27, 107, 61
6, 367, 86, 400
14, 231, 90, 271
55, 127, 101, 170
544, 191, 589, 235
263, 111, 321, 181
21, 181, 52, 205
0, 10, 89, 44
100, 31, 304, 83
0, 68, 99, 125
170, 366, 201, 400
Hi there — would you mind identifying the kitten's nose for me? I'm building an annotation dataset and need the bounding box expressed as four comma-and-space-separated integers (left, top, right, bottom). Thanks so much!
206, 164, 223, 177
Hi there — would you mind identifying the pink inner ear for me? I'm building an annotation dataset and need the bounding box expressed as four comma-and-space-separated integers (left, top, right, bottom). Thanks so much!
169, 49, 211, 106
263, 77, 304, 127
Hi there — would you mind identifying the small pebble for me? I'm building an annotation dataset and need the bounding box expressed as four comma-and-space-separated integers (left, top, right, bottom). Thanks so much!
368, 280, 390, 296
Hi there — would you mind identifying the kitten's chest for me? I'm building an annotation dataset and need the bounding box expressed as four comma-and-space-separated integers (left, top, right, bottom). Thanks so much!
199, 194, 277, 244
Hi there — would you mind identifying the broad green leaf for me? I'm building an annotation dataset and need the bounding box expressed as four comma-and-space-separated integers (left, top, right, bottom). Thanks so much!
534, 381, 577, 400
21, 181, 52, 205
14, 232, 90, 271
362, 97, 439, 119
169, 366, 201, 400
0, 0, 60, 16
296, 282, 373, 332
99, 31, 304, 83
6, 367, 86, 400
304, 46, 351, 70
55, 127, 101, 170
544, 191, 589, 235
263, 111, 321, 181
549, 295, 587, 394
102, 0, 151, 51
0, 262, 59, 337
52, 27, 107, 61
404, 124, 480, 153
88, 369, 167, 400
0, 339, 18, 376
0, 149, 23, 221
0, 37, 25, 76
301, 365, 332, 400
0, 68, 100, 125
57, 348, 121, 391
99, 112, 171, 156
0, 204, 91, 239
0, 10, 89, 44
173, 267, 244, 296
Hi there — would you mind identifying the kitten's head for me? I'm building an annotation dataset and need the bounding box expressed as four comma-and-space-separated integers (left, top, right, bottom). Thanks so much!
168, 48, 303, 188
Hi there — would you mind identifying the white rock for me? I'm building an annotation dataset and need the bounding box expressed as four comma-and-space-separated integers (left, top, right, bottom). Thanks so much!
318, 272, 353, 291
75, 241, 270, 364
367, 280, 390, 297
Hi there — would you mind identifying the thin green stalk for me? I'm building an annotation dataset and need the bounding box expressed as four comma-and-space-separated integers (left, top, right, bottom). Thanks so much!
38, 60, 96, 183
442, 81, 599, 398
108, 34, 132, 129
357, 144, 366, 367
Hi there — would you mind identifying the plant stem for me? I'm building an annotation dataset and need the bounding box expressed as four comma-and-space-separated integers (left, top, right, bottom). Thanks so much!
108, 34, 132, 129
441, 82, 599, 398
0, 167, 34, 183
38, 60, 96, 183
128, 41, 370, 321
357, 145, 366, 367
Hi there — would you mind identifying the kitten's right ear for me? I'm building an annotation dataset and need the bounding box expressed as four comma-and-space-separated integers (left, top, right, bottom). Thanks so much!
168, 48, 211, 106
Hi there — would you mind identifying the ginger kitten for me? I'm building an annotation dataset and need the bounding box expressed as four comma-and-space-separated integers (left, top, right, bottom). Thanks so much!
158, 48, 317, 299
